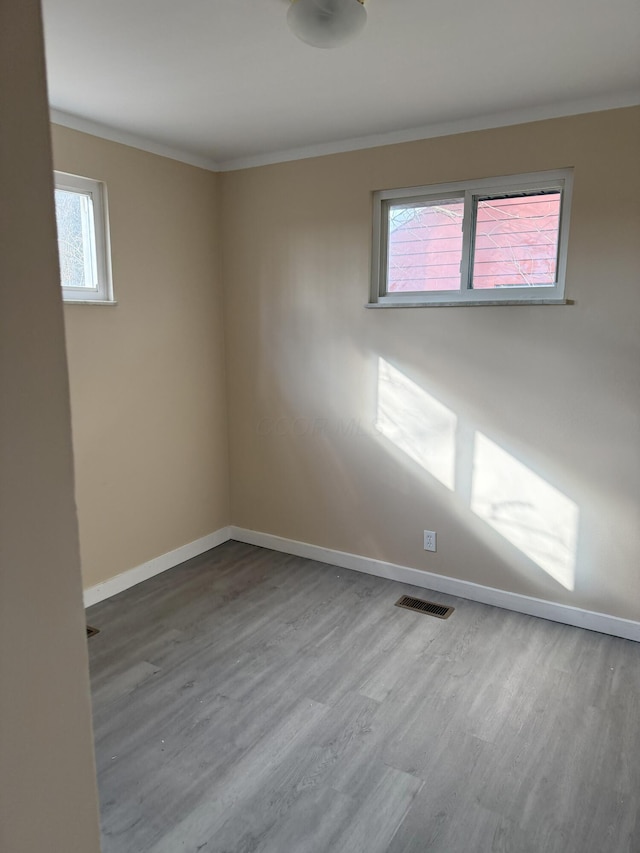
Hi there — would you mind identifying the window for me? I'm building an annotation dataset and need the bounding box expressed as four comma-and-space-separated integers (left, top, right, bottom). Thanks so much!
370, 169, 573, 306
54, 171, 113, 303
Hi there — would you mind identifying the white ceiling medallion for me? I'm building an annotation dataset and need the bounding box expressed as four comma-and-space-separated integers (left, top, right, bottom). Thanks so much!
287, 0, 367, 49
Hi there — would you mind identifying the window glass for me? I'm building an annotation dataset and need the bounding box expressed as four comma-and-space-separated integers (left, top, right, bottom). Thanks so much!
55, 188, 98, 290
472, 192, 561, 289
387, 199, 464, 293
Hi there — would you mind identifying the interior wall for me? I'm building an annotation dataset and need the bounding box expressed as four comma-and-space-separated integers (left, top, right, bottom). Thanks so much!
52, 125, 230, 589
221, 107, 640, 622
0, 1, 101, 850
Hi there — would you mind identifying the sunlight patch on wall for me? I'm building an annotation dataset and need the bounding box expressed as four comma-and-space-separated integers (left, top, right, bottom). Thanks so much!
376, 358, 456, 490
471, 433, 578, 590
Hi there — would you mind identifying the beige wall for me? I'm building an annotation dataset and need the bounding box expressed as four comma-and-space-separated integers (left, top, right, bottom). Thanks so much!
50, 107, 639, 621
221, 107, 640, 621
0, 1, 101, 850
52, 126, 230, 589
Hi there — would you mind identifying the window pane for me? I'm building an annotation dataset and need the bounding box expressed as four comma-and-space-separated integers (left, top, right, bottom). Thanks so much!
387, 199, 464, 292
54, 188, 97, 289
472, 192, 561, 289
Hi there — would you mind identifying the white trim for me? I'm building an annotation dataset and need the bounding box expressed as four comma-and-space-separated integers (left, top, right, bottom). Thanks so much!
83, 527, 231, 607
63, 300, 118, 306
217, 91, 640, 171
229, 527, 640, 643
374, 170, 570, 202
366, 299, 571, 308
51, 92, 640, 175
50, 109, 220, 172
83, 522, 640, 642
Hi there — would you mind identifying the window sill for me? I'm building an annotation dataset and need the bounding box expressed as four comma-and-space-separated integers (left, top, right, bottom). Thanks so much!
63, 300, 118, 306
366, 299, 573, 309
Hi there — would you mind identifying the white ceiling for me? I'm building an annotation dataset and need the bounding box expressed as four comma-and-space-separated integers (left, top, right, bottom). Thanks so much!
42, 0, 640, 170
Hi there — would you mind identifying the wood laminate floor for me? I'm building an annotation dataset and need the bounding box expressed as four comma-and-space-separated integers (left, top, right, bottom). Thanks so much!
87, 541, 640, 853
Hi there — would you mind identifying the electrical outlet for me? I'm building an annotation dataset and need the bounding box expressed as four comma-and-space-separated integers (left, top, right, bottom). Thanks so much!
423, 530, 436, 552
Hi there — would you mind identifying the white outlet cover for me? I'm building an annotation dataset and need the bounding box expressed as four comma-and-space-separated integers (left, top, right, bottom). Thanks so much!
424, 530, 437, 552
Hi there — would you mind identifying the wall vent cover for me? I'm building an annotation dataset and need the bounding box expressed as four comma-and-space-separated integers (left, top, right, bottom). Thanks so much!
86, 626, 100, 638
395, 595, 454, 619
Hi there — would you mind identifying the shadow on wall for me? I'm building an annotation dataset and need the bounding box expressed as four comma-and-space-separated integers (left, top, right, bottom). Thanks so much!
376, 357, 579, 591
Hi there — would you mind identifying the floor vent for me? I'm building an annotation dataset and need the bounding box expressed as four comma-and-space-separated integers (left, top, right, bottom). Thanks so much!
86, 626, 100, 638
395, 595, 454, 619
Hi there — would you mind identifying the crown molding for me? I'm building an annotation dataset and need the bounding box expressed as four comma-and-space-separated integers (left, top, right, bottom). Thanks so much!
51, 90, 639, 175
216, 90, 640, 171
50, 108, 220, 172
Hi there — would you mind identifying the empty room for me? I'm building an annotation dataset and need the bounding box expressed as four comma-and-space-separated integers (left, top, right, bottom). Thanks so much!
2, 1, 640, 851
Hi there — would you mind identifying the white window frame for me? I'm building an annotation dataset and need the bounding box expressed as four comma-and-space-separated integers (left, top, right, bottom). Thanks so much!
370, 169, 573, 307
54, 171, 114, 304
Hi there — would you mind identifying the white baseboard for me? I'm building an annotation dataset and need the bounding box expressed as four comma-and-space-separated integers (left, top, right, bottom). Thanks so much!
83, 527, 231, 607
84, 522, 640, 642
229, 526, 640, 643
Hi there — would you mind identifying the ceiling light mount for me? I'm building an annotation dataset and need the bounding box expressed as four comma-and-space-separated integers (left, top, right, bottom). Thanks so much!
287, 0, 367, 49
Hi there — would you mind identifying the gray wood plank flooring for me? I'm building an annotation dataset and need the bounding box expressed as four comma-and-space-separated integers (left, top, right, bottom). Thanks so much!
87, 540, 640, 852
